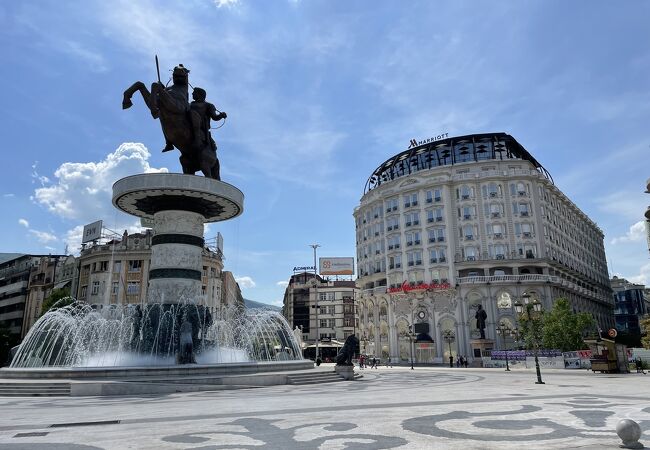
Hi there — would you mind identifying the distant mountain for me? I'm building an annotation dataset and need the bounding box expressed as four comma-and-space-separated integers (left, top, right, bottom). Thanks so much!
244, 298, 281, 311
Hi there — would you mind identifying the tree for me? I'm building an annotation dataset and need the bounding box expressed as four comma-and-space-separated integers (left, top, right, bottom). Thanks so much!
641, 314, 650, 349
540, 298, 595, 352
40, 288, 73, 315
0, 326, 20, 367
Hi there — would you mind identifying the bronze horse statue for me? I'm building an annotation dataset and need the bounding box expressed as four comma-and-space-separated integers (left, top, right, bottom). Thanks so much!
122, 63, 221, 179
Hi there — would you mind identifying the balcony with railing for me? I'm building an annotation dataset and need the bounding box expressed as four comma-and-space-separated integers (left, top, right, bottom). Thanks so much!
454, 251, 539, 263
457, 274, 559, 285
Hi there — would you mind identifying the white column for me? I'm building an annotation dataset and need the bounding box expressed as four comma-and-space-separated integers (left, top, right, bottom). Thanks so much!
148, 210, 204, 304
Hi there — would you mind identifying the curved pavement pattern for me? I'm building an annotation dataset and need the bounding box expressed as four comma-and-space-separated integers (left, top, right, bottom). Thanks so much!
0, 366, 648, 449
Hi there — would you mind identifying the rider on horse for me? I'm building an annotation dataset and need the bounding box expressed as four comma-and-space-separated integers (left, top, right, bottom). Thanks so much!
190, 87, 227, 180
122, 61, 227, 180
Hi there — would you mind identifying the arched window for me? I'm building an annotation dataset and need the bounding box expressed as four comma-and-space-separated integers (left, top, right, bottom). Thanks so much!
516, 182, 526, 196
367, 301, 375, 321
487, 182, 501, 197
464, 247, 478, 261
379, 303, 388, 319
460, 185, 473, 199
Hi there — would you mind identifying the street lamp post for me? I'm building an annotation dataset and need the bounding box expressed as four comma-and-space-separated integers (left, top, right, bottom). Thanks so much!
309, 244, 320, 363
514, 293, 545, 385
496, 321, 511, 372
442, 330, 455, 368
408, 326, 416, 370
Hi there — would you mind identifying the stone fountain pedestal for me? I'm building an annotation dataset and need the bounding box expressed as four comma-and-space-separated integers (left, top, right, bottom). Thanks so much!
112, 173, 244, 362
113, 173, 244, 303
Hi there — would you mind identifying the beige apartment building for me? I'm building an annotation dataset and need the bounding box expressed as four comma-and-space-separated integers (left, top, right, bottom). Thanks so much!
355, 132, 613, 364
75, 230, 238, 314
282, 271, 359, 359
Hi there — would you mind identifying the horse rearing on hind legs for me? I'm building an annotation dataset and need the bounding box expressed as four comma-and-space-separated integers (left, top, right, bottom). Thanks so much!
122, 62, 222, 180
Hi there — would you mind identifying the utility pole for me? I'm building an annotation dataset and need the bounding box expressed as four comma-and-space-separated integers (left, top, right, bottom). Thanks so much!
310, 244, 320, 362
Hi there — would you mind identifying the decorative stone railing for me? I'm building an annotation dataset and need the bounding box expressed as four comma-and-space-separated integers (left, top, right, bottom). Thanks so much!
456, 274, 559, 284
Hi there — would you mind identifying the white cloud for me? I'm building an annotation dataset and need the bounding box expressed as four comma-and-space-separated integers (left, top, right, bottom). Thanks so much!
32, 143, 167, 221
276, 281, 289, 288
3, 193, 15, 198
597, 189, 648, 223
611, 221, 647, 244
64, 220, 144, 255
625, 263, 650, 286
64, 225, 84, 255
235, 276, 256, 289
18, 219, 29, 228
214, 0, 239, 7
29, 229, 58, 243
31, 161, 50, 186
60, 39, 108, 72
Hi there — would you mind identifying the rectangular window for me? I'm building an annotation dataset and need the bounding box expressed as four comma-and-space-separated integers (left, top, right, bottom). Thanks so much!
425, 188, 442, 203
403, 193, 418, 207
386, 197, 399, 212
111, 281, 119, 295
91, 281, 100, 295
128, 260, 142, 272
127, 282, 140, 295
113, 261, 122, 273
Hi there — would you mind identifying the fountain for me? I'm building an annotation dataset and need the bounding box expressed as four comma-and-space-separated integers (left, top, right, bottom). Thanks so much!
10, 302, 303, 368
0, 60, 313, 393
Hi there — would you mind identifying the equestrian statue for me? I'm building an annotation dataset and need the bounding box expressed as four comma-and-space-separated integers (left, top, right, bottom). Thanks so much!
122, 57, 227, 180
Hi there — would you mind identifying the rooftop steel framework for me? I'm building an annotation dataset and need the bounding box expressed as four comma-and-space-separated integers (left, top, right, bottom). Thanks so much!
364, 132, 553, 193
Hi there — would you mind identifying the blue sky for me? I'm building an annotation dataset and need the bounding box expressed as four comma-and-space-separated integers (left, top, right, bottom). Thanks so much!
1, 0, 649, 307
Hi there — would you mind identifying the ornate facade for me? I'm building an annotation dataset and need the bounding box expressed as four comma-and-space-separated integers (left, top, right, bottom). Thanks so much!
76, 230, 229, 314
355, 133, 613, 363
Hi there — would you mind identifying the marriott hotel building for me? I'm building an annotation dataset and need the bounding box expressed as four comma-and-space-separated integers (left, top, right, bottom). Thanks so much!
354, 132, 613, 364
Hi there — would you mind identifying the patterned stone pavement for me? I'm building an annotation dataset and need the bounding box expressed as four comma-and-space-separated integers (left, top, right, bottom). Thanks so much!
0, 366, 648, 449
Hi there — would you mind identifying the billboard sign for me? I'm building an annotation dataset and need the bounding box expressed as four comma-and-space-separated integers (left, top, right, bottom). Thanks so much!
387, 281, 451, 294
140, 217, 155, 229
82, 220, 103, 243
319, 257, 354, 275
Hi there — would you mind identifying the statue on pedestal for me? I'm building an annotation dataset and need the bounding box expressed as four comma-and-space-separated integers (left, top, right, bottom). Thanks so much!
336, 334, 359, 366
475, 304, 487, 339
122, 57, 227, 180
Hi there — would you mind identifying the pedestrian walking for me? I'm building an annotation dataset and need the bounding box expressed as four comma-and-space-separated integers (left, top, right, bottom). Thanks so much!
371, 357, 377, 369
636, 358, 646, 374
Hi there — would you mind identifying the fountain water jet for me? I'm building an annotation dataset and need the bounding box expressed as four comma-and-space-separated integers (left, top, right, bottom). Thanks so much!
11, 301, 303, 368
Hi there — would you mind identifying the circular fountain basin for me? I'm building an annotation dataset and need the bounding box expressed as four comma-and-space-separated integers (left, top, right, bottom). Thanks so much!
0, 360, 313, 379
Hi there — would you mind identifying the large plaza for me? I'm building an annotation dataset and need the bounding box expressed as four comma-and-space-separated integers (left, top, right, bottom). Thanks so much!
0, 366, 648, 449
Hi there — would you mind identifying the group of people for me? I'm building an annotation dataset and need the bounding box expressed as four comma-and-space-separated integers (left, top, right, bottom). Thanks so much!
450, 355, 470, 368
358, 354, 380, 369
